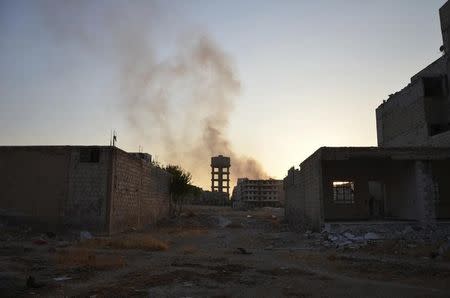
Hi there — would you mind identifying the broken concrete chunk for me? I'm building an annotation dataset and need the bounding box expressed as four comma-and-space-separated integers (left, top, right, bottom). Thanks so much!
329, 235, 339, 242
80, 231, 93, 240
438, 242, 450, 256
402, 226, 414, 235
364, 232, 382, 240
343, 232, 356, 240
53, 276, 72, 282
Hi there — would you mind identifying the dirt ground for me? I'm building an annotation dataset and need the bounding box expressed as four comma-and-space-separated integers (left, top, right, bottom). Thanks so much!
1, 205, 450, 297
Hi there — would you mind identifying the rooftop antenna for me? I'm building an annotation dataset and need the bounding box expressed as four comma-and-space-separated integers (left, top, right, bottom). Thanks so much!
112, 130, 117, 147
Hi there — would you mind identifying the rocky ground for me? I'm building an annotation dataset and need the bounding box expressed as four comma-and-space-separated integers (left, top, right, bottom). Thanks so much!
1, 205, 450, 297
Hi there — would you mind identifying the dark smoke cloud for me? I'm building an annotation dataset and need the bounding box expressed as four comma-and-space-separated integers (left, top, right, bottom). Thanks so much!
26, 0, 268, 188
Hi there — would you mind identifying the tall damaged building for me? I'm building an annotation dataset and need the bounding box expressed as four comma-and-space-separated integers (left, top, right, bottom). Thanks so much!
376, 2, 450, 147
285, 2, 450, 231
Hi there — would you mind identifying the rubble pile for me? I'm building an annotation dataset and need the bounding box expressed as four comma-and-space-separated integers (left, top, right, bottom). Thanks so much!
303, 223, 450, 254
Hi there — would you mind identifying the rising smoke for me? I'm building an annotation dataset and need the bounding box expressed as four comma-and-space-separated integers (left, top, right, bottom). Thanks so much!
27, 1, 269, 188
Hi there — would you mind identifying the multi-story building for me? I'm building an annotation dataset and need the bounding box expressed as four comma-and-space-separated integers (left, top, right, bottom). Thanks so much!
232, 178, 284, 208
376, 1, 450, 147
211, 155, 231, 197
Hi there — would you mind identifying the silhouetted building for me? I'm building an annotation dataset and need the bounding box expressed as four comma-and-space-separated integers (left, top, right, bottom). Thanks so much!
376, 2, 450, 147
211, 155, 230, 197
0, 146, 171, 234
232, 178, 284, 208
284, 147, 450, 231
285, 2, 450, 231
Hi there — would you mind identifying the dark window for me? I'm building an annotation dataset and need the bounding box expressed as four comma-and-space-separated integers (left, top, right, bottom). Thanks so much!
332, 181, 355, 204
80, 148, 100, 163
423, 77, 445, 97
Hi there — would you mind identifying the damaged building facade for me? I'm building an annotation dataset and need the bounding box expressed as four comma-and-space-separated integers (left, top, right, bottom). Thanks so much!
376, 2, 450, 147
285, 147, 450, 231
285, 2, 450, 231
0, 146, 171, 234
232, 178, 284, 208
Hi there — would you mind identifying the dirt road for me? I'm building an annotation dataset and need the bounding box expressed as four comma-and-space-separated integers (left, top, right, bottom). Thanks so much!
1, 205, 450, 297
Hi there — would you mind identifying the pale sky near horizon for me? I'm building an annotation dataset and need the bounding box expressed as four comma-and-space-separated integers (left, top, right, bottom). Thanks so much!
0, 0, 447, 189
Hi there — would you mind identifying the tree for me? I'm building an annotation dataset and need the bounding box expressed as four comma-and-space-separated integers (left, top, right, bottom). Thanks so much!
164, 165, 192, 216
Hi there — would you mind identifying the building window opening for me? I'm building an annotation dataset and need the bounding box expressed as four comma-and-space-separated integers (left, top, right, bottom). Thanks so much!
332, 181, 355, 204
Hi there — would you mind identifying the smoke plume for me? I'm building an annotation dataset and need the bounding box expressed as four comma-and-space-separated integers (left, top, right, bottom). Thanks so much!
27, 1, 269, 189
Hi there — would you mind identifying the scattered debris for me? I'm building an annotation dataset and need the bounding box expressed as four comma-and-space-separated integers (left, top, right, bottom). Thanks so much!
53, 276, 72, 282
364, 232, 382, 240
80, 231, 93, 241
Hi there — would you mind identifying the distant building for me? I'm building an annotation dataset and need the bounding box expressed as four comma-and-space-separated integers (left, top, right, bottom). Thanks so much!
232, 178, 284, 208
0, 146, 171, 234
211, 155, 231, 197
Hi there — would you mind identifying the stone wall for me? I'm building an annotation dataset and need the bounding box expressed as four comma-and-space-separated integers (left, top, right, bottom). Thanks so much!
109, 149, 170, 234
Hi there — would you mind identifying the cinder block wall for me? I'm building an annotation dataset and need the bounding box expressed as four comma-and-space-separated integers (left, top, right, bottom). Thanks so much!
65, 147, 111, 231
285, 150, 323, 231
284, 167, 304, 229
376, 81, 429, 147
109, 149, 170, 234
301, 152, 324, 231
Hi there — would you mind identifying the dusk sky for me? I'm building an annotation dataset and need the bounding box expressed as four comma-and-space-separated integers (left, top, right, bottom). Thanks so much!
0, 0, 446, 189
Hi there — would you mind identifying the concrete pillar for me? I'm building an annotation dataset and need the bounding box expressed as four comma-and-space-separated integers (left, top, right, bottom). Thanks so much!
414, 160, 436, 223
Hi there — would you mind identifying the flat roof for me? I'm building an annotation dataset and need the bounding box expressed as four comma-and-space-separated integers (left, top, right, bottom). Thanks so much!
303, 146, 450, 164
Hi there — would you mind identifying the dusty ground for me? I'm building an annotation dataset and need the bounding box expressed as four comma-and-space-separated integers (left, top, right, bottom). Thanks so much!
1, 205, 450, 297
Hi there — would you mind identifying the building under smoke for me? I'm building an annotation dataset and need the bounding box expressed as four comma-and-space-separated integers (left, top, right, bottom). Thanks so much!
232, 178, 285, 208
211, 155, 231, 197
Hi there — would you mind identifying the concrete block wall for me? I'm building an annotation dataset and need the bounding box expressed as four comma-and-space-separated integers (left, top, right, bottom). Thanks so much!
65, 148, 110, 231
410, 56, 446, 82
433, 160, 450, 219
109, 149, 170, 234
385, 162, 418, 220
285, 150, 324, 232
284, 167, 304, 229
376, 80, 429, 147
142, 166, 171, 226
301, 153, 324, 231
414, 161, 437, 223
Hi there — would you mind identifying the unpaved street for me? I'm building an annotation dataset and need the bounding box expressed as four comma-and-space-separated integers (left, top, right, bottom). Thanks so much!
1, 206, 450, 297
